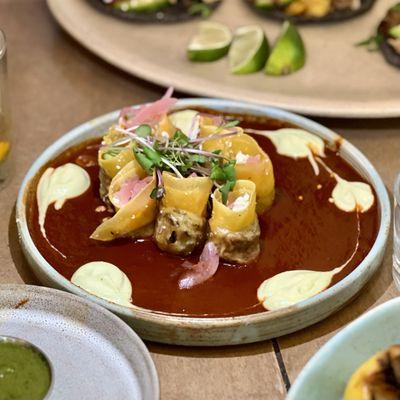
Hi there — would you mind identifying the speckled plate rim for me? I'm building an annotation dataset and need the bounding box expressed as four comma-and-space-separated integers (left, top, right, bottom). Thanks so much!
16, 99, 391, 345
0, 284, 160, 400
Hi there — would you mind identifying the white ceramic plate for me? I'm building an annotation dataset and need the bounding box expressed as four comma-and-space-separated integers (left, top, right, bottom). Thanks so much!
287, 297, 400, 400
46, 0, 400, 118
0, 284, 159, 400
16, 99, 390, 346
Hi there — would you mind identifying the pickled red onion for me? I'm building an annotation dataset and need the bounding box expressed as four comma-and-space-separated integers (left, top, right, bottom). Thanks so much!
179, 242, 219, 289
119, 87, 177, 128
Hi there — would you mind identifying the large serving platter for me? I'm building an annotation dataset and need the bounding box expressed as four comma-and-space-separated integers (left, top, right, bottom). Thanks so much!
16, 99, 390, 346
0, 284, 158, 399
287, 297, 400, 400
47, 0, 400, 118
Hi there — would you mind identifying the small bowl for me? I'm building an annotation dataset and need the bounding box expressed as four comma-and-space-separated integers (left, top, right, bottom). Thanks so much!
16, 99, 391, 346
287, 297, 400, 400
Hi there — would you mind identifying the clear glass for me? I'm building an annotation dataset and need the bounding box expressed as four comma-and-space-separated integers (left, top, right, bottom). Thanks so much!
393, 173, 400, 289
0, 29, 11, 188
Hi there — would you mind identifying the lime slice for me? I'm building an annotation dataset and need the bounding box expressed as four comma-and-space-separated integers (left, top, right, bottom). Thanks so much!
389, 24, 400, 39
187, 22, 232, 62
265, 21, 305, 76
113, 0, 170, 12
228, 25, 269, 74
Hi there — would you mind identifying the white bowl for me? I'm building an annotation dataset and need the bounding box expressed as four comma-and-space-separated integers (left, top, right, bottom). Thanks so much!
287, 297, 400, 400
16, 99, 391, 346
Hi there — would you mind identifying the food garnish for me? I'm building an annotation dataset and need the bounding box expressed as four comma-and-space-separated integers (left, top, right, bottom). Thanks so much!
228, 25, 269, 74
71, 261, 134, 308
37, 163, 90, 238
264, 21, 305, 76
344, 345, 400, 400
187, 21, 232, 62
358, 3, 400, 69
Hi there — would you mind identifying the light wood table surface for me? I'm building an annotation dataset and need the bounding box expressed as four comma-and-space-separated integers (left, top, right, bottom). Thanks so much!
0, 1, 399, 399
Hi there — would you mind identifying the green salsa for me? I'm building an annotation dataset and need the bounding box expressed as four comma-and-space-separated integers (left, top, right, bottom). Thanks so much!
0, 340, 51, 400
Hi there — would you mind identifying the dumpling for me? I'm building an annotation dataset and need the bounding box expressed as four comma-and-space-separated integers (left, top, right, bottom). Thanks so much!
91, 163, 156, 241
203, 132, 275, 214
98, 127, 135, 203
154, 172, 212, 255
209, 180, 260, 264
108, 160, 146, 210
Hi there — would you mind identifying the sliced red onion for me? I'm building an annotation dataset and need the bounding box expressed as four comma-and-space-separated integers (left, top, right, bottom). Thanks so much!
178, 242, 220, 289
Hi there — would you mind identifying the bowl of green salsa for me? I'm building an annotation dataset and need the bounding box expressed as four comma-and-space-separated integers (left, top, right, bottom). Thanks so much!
0, 336, 52, 400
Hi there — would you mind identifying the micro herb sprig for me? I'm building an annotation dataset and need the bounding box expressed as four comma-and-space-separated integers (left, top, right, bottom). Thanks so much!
107, 120, 239, 203
210, 157, 237, 205
356, 32, 384, 51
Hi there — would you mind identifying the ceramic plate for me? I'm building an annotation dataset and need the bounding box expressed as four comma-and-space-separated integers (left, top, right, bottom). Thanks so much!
0, 284, 159, 400
16, 98, 390, 346
47, 0, 400, 118
287, 297, 400, 400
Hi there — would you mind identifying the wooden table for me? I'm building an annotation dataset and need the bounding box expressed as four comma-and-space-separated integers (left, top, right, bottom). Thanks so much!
1, 1, 399, 399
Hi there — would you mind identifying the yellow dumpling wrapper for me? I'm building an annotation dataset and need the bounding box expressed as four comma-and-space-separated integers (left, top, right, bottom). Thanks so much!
108, 160, 147, 210
162, 172, 212, 217
209, 180, 257, 233
154, 114, 177, 139
91, 175, 157, 241
98, 147, 134, 179
98, 127, 134, 178
204, 133, 275, 214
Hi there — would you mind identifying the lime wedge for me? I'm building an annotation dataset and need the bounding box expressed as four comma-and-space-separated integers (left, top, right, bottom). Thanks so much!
255, 0, 293, 9
229, 25, 269, 74
389, 24, 400, 39
113, 0, 169, 12
265, 21, 305, 76
187, 22, 232, 62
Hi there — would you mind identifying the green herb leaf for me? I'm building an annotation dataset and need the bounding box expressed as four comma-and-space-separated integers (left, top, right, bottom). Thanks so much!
101, 148, 121, 160
356, 33, 384, 51
191, 154, 207, 164
150, 186, 165, 200
136, 124, 152, 138
219, 181, 236, 205
173, 130, 189, 146
210, 165, 225, 181
143, 147, 162, 168
223, 120, 240, 129
133, 147, 154, 174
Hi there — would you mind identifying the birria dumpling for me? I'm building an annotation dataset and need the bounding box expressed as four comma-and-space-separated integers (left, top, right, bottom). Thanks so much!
91, 164, 157, 241
154, 172, 212, 255
203, 132, 275, 214
209, 180, 260, 264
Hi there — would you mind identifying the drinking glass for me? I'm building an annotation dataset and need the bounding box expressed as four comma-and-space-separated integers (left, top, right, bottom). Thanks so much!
393, 173, 400, 289
0, 29, 11, 187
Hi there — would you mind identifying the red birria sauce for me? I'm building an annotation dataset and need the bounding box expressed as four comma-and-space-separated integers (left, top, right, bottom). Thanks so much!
26, 111, 379, 317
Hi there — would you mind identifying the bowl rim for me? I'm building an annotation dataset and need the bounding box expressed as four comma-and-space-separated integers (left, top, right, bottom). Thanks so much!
16, 98, 391, 328
287, 296, 400, 399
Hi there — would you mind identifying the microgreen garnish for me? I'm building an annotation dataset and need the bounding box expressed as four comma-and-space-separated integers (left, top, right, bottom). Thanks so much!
108, 118, 240, 201
136, 124, 152, 138
211, 159, 237, 205
356, 33, 384, 51
101, 148, 122, 160
216, 119, 240, 133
